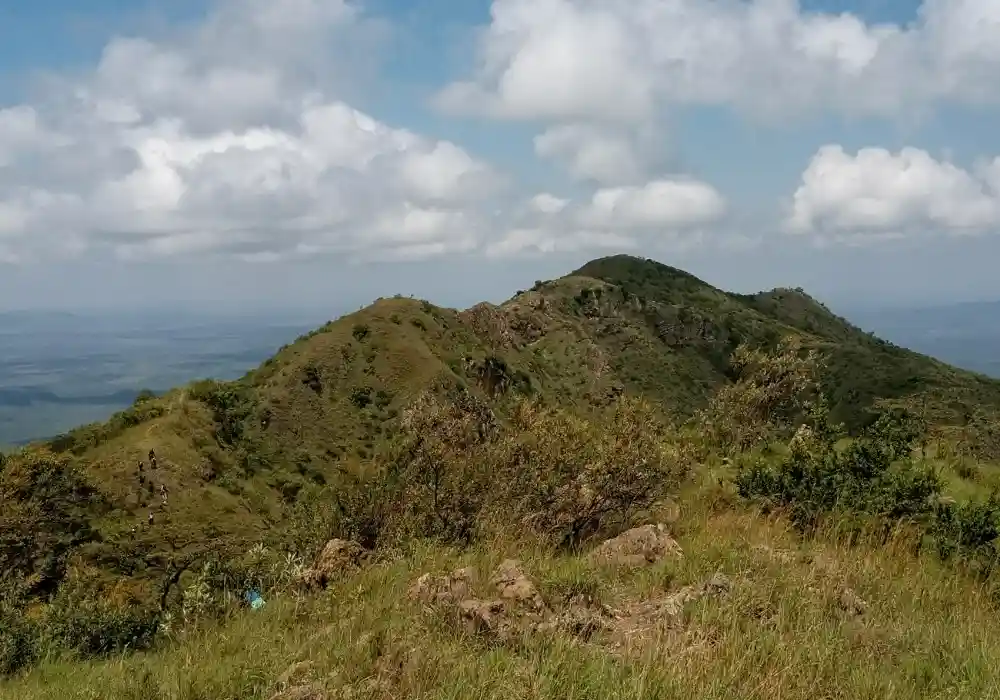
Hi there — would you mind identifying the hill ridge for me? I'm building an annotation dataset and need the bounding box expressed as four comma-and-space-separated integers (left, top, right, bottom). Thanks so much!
5, 253, 1000, 680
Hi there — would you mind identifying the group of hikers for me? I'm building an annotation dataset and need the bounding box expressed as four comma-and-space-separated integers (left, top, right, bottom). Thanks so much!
132, 448, 168, 530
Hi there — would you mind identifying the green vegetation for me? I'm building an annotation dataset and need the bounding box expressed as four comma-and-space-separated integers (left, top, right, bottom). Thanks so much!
5, 254, 1000, 698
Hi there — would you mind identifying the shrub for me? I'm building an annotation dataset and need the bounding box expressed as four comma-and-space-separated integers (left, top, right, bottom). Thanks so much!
301, 363, 322, 394
488, 396, 689, 547
133, 388, 157, 404
736, 403, 940, 532
932, 495, 1000, 577
699, 338, 822, 453
331, 390, 689, 550
189, 380, 257, 447
42, 583, 159, 658
0, 449, 106, 594
0, 585, 39, 676
349, 386, 373, 409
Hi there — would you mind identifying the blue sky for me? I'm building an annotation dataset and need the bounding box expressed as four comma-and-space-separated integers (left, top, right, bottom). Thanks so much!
1, 0, 999, 312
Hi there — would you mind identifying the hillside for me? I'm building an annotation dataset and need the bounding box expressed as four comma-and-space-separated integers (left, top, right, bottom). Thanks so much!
16, 255, 1000, 588
574, 255, 1000, 429
5, 254, 1000, 697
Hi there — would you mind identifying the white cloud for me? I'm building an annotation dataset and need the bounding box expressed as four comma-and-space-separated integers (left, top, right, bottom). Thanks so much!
439, 0, 1000, 123
486, 228, 636, 257
534, 124, 645, 184
0, 0, 739, 265
396, 141, 504, 203
487, 178, 726, 257
580, 179, 727, 229
529, 193, 569, 214
787, 144, 1000, 242
0, 0, 505, 263
436, 1, 653, 123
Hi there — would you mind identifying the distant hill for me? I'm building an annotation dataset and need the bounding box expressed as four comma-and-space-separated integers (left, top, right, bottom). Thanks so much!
9, 253, 1000, 618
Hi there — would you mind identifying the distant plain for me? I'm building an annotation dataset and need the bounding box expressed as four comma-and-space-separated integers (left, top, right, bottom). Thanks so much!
1, 298, 997, 447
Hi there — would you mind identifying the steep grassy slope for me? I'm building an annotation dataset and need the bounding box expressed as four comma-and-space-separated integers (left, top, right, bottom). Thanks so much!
6, 253, 1000, 675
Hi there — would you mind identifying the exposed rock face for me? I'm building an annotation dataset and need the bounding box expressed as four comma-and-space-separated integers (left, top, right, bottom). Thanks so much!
608, 571, 732, 652
490, 559, 547, 612
407, 567, 477, 606
411, 559, 553, 642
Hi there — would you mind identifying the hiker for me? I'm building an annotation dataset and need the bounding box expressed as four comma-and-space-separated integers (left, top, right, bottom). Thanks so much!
148, 511, 154, 525
149, 449, 157, 468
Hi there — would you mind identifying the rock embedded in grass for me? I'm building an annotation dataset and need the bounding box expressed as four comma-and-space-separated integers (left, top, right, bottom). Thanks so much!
588, 524, 683, 568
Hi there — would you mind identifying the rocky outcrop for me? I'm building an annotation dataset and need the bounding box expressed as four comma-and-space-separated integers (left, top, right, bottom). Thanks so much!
588, 524, 683, 568
298, 539, 366, 590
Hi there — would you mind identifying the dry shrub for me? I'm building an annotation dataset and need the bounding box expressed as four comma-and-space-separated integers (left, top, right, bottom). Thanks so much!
487, 396, 690, 548
698, 338, 821, 453
334, 390, 689, 550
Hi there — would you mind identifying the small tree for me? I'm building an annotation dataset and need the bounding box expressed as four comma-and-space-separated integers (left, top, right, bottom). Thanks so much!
699, 337, 822, 453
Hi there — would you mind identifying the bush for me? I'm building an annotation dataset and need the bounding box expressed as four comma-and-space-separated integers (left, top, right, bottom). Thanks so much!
189, 380, 257, 447
932, 495, 1000, 577
0, 586, 39, 676
736, 403, 940, 532
488, 396, 688, 547
0, 449, 106, 594
42, 594, 159, 658
699, 338, 822, 453
133, 388, 157, 404
330, 390, 689, 550
349, 386, 373, 409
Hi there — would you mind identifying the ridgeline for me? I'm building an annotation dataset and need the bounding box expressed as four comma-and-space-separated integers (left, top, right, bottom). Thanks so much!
5, 254, 1000, 699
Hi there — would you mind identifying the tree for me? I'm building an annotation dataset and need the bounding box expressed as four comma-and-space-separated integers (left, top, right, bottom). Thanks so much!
0, 448, 106, 595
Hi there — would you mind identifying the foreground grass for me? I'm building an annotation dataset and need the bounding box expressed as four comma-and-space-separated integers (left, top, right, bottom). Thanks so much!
6, 479, 1000, 700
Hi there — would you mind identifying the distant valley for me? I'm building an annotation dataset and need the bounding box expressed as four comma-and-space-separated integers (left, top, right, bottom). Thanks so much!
843, 300, 1000, 379
0, 307, 335, 446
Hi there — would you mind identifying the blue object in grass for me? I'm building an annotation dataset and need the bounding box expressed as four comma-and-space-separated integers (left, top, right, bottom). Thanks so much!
245, 589, 266, 610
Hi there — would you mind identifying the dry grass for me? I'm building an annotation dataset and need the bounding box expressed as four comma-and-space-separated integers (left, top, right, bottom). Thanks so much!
6, 476, 1000, 700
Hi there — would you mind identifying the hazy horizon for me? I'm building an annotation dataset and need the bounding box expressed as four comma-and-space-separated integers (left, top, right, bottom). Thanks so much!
4, 286, 1000, 447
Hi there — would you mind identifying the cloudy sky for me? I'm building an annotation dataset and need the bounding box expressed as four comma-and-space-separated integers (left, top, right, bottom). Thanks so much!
0, 0, 998, 312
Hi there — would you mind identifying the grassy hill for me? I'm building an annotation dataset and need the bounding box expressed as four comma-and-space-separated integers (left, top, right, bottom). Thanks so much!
574, 255, 1000, 429
5, 254, 1000, 698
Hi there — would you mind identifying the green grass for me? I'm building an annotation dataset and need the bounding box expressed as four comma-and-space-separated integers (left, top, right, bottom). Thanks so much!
6, 478, 1000, 700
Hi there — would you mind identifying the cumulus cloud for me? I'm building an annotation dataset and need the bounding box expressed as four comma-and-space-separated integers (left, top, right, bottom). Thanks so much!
0, 0, 510, 264
438, 0, 1000, 122
787, 144, 1000, 242
0, 0, 742, 264
529, 193, 569, 214
533, 124, 646, 184
580, 179, 727, 229
487, 177, 726, 257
